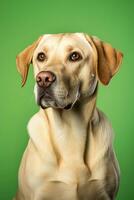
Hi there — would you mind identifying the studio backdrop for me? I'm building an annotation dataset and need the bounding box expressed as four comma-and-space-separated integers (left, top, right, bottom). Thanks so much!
0, 0, 133, 199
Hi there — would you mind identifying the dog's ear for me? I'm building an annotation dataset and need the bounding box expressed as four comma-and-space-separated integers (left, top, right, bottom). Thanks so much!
16, 36, 43, 87
91, 36, 123, 85
86, 35, 123, 85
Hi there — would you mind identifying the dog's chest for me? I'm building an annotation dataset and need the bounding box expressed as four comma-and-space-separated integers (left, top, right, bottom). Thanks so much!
27, 159, 101, 200
24, 142, 107, 200
51, 161, 91, 184
24, 111, 107, 199
28, 161, 105, 200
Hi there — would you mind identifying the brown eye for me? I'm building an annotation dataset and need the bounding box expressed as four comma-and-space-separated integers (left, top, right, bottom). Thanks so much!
37, 52, 46, 62
69, 51, 82, 62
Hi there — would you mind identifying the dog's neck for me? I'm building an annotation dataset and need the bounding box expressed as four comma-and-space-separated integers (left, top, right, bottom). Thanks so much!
42, 89, 98, 165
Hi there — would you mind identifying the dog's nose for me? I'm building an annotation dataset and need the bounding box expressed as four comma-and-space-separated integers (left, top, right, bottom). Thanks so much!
36, 71, 56, 87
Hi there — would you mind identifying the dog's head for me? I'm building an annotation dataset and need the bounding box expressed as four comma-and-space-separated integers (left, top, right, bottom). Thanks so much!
16, 33, 123, 110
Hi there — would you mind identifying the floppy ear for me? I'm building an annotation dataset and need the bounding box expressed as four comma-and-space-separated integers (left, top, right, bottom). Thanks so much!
16, 36, 43, 87
90, 36, 123, 85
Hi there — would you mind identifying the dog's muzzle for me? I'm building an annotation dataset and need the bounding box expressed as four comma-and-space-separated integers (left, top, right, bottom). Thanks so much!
36, 71, 56, 109
36, 71, 79, 110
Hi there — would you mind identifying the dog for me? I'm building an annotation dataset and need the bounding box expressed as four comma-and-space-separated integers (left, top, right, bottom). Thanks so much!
14, 33, 123, 200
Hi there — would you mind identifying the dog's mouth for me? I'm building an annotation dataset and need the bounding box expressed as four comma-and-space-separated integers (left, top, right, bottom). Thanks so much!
40, 98, 73, 110
38, 86, 80, 110
63, 103, 73, 110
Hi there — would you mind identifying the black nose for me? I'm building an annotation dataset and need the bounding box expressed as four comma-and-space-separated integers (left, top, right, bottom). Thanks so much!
36, 71, 56, 88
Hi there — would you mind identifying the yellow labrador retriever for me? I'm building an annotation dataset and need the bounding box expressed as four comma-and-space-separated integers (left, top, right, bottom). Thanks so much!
14, 33, 123, 200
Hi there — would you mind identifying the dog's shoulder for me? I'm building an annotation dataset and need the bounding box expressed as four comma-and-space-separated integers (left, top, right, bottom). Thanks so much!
27, 110, 48, 137
92, 108, 113, 133
91, 108, 113, 160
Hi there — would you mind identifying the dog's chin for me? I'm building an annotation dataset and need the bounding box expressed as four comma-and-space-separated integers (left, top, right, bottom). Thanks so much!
40, 98, 74, 110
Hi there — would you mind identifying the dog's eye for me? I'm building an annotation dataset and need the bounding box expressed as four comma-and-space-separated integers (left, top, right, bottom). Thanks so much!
37, 52, 46, 62
69, 52, 82, 62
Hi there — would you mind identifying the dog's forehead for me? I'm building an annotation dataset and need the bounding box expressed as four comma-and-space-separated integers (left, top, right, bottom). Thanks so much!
36, 33, 92, 51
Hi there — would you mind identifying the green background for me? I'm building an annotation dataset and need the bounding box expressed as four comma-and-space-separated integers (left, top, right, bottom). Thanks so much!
0, 0, 133, 199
